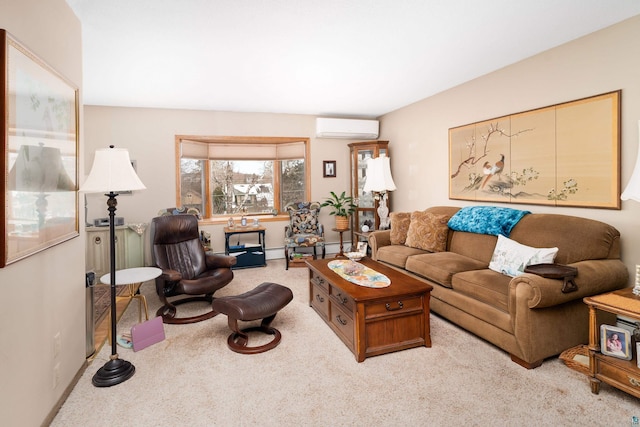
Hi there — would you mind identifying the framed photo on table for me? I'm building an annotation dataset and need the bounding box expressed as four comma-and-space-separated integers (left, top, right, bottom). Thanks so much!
600, 324, 632, 360
323, 160, 336, 178
0, 30, 79, 267
356, 241, 368, 255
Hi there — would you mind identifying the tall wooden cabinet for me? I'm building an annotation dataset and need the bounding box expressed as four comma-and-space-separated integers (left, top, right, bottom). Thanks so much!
86, 225, 145, 278
348, 141, 390, 243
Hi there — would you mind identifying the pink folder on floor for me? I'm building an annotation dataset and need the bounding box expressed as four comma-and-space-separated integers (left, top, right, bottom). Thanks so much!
131, 316, 165, 352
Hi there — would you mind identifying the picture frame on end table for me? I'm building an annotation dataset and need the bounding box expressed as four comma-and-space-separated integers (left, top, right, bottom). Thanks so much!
356, 241, 368, 255
600, 324, 632, 360
0, 30, 79, 268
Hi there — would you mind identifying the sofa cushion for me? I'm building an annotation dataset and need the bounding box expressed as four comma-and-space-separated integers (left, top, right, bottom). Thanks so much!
389, 212, 412, 245
451, 269, 512, 312
405, 252, 488, 288
405, 211, 450, 252
488, 235, 558, 277
509, 213, 621, 264
377, 245, 428, 268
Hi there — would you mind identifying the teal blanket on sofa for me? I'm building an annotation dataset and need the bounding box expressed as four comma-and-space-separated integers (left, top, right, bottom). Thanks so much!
447, 206, 530, 237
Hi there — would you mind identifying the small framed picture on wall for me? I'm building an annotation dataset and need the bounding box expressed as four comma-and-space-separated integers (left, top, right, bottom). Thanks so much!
323, 160, 336, 178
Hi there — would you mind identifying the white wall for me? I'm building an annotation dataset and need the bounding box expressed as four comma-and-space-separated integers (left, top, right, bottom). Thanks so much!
0, 1, 85, 426
83, 106, 361, 257
379, 15, 640, 283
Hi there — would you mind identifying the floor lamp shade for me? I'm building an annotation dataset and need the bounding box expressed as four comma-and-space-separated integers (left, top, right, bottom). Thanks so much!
81, 146, 145, 193
621, 121, 640, 202
621, 121, 640, 297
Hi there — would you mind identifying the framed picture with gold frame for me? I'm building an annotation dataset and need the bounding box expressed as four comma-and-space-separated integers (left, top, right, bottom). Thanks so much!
0, 30, 79, 267
449, 91, 621, 209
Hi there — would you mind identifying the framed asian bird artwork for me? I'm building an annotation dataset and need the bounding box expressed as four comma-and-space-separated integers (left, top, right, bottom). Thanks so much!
448, 90, 620, 209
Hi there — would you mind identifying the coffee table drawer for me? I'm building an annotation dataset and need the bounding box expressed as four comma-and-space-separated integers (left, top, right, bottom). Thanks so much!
311, 272, 329, 292
330, 302, 354, 347
311, 283, 330, 320
366, 295, 423, 319
330, 285, 355, 313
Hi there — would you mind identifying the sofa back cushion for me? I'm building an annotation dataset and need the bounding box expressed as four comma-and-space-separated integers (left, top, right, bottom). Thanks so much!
389, 212, 412, 245
509, 213, 621, 264
448, 231, 498, 264
405, 211, 451, 252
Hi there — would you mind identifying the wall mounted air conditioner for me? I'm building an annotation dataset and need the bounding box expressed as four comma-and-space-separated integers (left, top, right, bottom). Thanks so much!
316, 118, 379, 140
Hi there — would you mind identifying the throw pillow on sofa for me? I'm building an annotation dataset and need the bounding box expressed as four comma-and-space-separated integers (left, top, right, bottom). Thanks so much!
488, 234, 558, 277
405, 211, 450, 252
390, 212, 412, 245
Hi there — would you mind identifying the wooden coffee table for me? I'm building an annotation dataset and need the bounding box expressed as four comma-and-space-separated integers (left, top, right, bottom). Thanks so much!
306, 257, 433, 362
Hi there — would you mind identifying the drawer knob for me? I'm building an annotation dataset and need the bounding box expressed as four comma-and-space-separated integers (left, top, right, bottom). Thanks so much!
385, 301, 404, 311
336, 315, 348, 326
336, 293, 348, 304
315, 294, 324, 303
630, 376, 640, 387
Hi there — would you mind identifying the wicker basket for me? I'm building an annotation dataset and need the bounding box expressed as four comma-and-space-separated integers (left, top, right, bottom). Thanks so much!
559, 345, 591, 375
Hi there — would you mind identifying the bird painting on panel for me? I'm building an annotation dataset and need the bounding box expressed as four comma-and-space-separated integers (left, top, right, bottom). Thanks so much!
481, 154, 505, 188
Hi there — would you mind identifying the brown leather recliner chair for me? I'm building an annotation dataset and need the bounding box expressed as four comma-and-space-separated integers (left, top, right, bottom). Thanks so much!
151, 214, 236, 324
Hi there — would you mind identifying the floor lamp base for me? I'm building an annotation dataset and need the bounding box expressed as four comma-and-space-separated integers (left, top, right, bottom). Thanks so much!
92, 357, 135, 387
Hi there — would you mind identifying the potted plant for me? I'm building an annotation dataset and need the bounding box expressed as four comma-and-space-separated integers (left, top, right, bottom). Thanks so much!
321, 191, 357, 230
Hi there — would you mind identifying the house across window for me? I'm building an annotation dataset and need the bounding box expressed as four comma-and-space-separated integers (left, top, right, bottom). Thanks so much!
177, 136, 310, 220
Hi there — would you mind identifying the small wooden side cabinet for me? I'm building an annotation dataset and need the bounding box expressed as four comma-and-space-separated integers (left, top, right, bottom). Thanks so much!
583, 288, 640, 398
224, 226, 266, 269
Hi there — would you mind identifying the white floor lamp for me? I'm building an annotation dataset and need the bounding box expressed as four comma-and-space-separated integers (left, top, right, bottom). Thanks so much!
80, 145, 146, 387
363, 153, 396, 230
621, 120, 640, 296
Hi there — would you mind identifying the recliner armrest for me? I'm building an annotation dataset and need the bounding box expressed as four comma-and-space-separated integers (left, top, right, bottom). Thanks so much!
160, 269, 182, 282
206, 253, 238, 269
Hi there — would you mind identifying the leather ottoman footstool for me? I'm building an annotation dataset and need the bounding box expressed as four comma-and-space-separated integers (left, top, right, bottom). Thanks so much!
212, 282, 293, 354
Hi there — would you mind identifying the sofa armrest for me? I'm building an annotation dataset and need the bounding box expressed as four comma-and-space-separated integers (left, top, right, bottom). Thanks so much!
368, 230, 391, 261
509, 259, 628, 309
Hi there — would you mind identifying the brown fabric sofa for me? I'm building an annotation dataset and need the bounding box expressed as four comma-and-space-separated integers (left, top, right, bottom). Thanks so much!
368, 206, 628, 368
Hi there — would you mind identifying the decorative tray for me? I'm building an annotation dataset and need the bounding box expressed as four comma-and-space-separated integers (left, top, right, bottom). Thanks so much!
328, 260, 391, 288
524, 263, 578, 293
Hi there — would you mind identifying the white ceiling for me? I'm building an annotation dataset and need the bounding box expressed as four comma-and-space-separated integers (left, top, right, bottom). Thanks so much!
65, 0, 640, 118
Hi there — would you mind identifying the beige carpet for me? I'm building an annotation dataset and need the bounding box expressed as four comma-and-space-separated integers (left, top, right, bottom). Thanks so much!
51, 260, 638, 426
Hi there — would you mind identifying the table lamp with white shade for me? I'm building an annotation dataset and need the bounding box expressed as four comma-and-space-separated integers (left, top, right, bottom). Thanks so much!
621, 120, 640, 296
80, 145, 146, 387
363, 153, 396, 230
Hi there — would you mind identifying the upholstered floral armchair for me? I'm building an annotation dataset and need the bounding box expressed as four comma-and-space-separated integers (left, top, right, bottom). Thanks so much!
284, 201, 325, 269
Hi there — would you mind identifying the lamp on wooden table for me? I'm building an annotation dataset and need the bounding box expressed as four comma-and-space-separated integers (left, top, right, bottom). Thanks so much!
621, 120, 640, 296
80, 145, 146, 387
363, 153, 396, 230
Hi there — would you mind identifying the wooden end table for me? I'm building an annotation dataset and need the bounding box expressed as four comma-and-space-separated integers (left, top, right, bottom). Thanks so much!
332, 227, 349, 259
306, 257, 432, 362
583, 288, 640, 398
